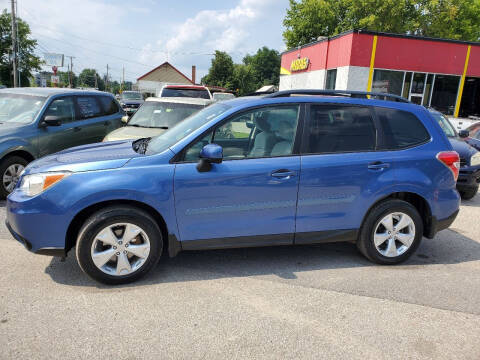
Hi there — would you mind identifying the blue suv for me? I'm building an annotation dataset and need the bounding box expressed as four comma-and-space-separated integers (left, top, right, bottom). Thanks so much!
6, 90, 461, 284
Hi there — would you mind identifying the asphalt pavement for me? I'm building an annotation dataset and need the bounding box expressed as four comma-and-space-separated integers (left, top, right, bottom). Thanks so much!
1, 193, 479, 359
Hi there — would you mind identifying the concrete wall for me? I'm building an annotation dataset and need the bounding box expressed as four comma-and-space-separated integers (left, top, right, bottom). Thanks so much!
279, 66, 369, 92
279, 69, 326, 91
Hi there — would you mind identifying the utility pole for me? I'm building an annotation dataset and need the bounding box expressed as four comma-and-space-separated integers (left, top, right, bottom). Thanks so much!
65, 55, 75, 88
11, 0, 17, 87
122, 66, 125, 92
106, 64, 109, 92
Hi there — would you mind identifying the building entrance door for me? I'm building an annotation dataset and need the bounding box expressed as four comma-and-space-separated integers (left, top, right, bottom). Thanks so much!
409, 72, 427, 104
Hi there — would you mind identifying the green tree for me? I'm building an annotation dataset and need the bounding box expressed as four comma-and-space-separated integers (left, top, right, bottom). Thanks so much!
56, 70, 77, 88
282, 0, 480, 49
416, 0, 480, 40
0, 10, 42, 86
201, 50, 234, 88
243, 47, 280, 88
78, 68, 105, 90
227, 64, 256, 96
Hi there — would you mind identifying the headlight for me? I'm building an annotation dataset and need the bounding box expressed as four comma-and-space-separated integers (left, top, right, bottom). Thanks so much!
471, 152, 480, 166
19, 171, 71, 196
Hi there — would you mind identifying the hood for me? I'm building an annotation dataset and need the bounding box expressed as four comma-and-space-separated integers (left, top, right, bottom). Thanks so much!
0, 122, 28, 136
448, 137, 478, 161
120, 99, 144, 105
25, 140, 143, 174
465, 137, 480, 151
103, 126, 167, 142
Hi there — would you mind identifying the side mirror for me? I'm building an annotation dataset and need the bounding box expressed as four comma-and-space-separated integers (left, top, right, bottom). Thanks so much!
42, 115, 61, 126
121, 115, 129, 123
459, 129, 469, 138
197, 144, 223, 172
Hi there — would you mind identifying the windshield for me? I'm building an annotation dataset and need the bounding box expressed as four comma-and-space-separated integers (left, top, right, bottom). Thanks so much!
121, 92, 143, 100
146, 102, 230, 154
431, 111, 456, 137
214, 93, 235, 101
161, 88, 210, 99
0, 94, 46, 124
128, 101, 204, 128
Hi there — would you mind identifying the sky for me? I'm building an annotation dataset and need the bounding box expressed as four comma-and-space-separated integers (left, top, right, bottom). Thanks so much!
1, 0, 290, 83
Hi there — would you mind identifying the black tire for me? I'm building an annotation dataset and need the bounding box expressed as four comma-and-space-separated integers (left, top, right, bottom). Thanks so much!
357, 199, 423, 265
0, 155, 29, 198
76, 206, 163, 285
459, 185, 478, 200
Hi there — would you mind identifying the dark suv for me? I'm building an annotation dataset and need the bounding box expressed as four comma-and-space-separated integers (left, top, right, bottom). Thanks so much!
0, 88, 123, 197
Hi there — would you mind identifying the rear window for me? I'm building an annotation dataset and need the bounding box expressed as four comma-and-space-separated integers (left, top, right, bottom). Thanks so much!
76, 96, 102, 119
305, 105, 376, 154
376, 108, 430, 150
99, 95, 119, 115
161, 88, 210, 99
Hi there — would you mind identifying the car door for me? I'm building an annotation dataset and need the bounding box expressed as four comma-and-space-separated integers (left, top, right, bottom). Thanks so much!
295, 104, 397, 244
73, 95, 110, 145
173, 104, 304, 248
36, 95, 80, 157
98, 95, 123, 135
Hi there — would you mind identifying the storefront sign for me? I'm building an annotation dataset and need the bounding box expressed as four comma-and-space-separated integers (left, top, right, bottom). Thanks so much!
290, 57, 309, 72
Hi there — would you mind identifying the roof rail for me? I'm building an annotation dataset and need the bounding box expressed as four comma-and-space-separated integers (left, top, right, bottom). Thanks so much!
265, 89, 410, 103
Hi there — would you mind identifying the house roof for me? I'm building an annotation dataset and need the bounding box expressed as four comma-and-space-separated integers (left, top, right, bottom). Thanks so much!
137, 62, 194, 84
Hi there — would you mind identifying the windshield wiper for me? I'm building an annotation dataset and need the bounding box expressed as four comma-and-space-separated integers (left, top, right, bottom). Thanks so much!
132, 137, 151, 154
129, 124, 168, 129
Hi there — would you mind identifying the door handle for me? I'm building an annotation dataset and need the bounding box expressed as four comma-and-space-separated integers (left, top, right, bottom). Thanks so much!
368, 161, 390, 170
271, 169, 296, 178
73, 127, 81, 132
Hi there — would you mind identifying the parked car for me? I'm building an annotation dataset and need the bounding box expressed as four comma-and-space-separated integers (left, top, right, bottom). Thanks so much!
429, 109, 480, 200
103, 97, 212, 142
159, 84, 212, 99
119, 91, 144, 116
464, 122, 480, 151
212, 92, 235, 102
0, 88, 123, 197
6, 90, 461, 284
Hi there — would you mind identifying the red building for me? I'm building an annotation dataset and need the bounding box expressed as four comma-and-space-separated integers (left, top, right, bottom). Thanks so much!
280, 30, 480, 118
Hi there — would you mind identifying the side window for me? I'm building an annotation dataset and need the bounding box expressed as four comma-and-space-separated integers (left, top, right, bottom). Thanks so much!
45, 96, 75, 123
183, 105, 300, 162
305, 105, 376, 154
99, 96, 119, 115
76, 96, 102, 119
376, 108, 430, 150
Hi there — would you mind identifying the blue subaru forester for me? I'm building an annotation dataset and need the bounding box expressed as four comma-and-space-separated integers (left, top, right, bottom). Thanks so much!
6, 90, 461, 284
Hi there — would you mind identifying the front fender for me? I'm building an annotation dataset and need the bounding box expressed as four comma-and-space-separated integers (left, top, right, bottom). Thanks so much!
0, 137, 37, 160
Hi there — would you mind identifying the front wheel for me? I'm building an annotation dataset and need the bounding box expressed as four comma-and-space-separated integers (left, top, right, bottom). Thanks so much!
357, 200, 423, 264
0, 156, 28, 198
76, 206, 163, 285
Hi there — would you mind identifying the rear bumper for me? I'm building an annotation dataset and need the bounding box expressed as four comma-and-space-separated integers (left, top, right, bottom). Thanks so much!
426, 209, 459, 238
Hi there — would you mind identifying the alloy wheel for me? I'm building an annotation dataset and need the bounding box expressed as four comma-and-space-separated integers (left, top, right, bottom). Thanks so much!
90, 223, 151, 276
3, 164, 25, 193
373, 212, 416, 258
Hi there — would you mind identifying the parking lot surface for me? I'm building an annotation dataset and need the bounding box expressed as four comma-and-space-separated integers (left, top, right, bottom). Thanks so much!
1, 193, 479, 359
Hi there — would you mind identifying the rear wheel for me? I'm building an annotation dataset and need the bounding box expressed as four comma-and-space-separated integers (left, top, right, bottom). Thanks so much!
357, 199, 423, 264
76, 206, 163, 285
0, 156, 28, 198
459, 185, 478, 200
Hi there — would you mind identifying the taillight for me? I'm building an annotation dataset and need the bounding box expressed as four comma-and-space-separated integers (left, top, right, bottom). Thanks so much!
436, 151, 460, 181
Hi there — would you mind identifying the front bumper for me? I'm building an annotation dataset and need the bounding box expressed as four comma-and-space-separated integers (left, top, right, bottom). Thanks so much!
6, 190, 72, 256
457, 167, 480, 190
6, 220, 65, 256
